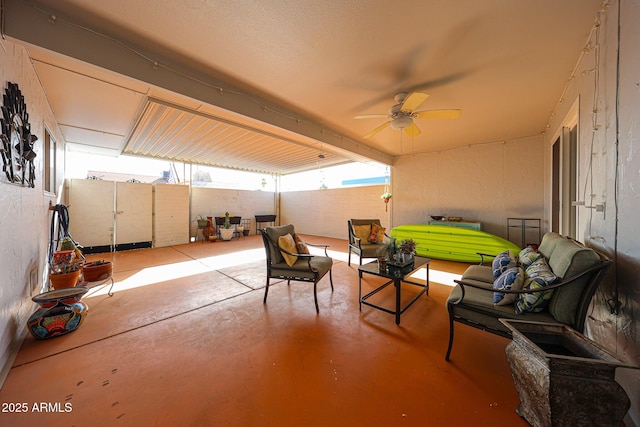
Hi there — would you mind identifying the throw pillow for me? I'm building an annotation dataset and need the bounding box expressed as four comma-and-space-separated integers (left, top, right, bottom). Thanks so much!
518, 246, 542, 268
493, 267, 525, 305
293, 233, 309, 254
515, 258, 558, 313
369, 223, 385, 243
515, 276, 556, 314
525, 258, 558, 285
278, 233, 299, 267
352, 224, 371, 242
492, 250, 516, 279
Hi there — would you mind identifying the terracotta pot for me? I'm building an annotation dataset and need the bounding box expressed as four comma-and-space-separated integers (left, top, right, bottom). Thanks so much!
28, 287, 89, 339
82, 260, 113, 282
49, 269, 81, 290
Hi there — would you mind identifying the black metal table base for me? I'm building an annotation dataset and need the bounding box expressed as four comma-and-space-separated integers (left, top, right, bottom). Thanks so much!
358, 260, 429, 325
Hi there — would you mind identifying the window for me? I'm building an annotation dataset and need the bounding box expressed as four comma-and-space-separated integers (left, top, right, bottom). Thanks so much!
43, 127, 56, 194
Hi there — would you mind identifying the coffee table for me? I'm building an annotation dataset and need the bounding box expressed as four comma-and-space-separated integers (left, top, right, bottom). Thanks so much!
358, 259, 430, 325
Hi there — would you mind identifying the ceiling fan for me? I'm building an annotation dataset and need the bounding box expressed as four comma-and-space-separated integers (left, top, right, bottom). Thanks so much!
355, 92, 461, 139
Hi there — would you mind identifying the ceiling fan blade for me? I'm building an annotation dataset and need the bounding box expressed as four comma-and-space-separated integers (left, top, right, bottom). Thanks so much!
363, 121, 390, 139
415, 109, 462, 119
354, 114, 389, 119
401, 92, 429, 112
404, 122, 421, 138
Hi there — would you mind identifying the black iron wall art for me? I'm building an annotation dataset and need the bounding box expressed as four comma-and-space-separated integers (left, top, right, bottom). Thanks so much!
1, 82, 38, 187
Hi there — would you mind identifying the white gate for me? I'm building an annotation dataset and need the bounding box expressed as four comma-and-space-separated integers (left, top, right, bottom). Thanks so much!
67, 179, 115, 252
115, 182, 153, 250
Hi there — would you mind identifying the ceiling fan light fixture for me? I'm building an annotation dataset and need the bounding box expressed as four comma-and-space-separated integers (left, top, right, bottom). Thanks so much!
389, 115, 413, 130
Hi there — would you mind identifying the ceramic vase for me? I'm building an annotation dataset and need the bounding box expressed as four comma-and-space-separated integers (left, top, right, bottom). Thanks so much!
28, 287, 89, 339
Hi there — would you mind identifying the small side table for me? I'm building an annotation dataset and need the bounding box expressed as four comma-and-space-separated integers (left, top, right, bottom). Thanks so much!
255, 214, 276, 234
358, 259, 430, 325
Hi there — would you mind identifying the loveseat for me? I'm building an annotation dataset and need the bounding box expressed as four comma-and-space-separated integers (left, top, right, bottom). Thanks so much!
445, 232, 612, 360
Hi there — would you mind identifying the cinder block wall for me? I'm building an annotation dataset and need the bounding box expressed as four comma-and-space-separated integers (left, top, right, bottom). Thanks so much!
281, 185, 390, 239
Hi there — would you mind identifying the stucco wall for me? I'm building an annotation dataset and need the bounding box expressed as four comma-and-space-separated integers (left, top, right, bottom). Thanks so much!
543, 1, 639, 424
190, 187, 276, 236
0, 40, 66, 382
281, 185, 391, 239
392, 135, 545, 240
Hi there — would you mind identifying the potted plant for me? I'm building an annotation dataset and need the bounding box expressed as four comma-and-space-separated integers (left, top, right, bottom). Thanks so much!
376, 237, 397, 270
381, 192, 392, 212
219, 212, 234, 241
49, 239, 84, 289
400, 238, 416, 262
196, 215, 208, 228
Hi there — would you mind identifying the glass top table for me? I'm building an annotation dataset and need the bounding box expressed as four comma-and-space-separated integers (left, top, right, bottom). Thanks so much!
357, 258, 430, 325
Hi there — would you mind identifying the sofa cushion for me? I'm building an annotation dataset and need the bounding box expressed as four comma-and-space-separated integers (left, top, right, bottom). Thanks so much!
538, 231, 564, 259
369, 223, 385, 243
461, 265, 494, 285
518, 246, 542, 268
493, 267, 525, 305
492, 250, 517, 279
447, 283, 557, 334
546, 238, 601, 325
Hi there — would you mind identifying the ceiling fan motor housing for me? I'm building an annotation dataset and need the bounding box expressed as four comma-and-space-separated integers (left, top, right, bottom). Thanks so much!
389, 114, 413, 130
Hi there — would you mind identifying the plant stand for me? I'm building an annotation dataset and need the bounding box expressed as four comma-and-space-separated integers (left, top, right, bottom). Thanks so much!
500, 319, 637, 427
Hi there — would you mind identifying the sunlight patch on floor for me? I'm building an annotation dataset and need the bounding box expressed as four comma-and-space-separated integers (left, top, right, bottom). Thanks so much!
410, 267, 461, 287
87, 248, 266, 297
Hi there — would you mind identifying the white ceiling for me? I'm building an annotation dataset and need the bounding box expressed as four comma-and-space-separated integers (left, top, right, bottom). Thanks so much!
4, 0, 603, 174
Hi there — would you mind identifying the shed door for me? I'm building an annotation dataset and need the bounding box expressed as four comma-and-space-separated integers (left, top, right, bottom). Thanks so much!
115, 182, 153, 250
153, 184, 190, 247
67, 179, 115, 252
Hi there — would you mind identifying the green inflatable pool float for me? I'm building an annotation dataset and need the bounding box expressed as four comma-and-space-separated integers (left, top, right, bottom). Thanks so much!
390, 224, 520, 263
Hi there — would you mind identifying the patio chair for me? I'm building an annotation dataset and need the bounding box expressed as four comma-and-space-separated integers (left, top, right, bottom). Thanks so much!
347, 219, 388, 266
259, 224, 334, 313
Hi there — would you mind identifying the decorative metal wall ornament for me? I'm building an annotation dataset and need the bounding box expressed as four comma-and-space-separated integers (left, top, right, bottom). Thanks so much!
1, 82, 38, 187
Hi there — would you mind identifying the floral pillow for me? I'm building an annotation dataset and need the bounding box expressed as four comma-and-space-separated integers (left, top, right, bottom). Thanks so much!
518, 246, 542, 268
492, 250, 516, 279
368, 223, 385, 243
493, 266, 525, 305
294, 233, 309, 254
515, 258, 558, 313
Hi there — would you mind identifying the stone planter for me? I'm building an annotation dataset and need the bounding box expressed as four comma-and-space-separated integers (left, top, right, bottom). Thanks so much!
500, 319, 637, 427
